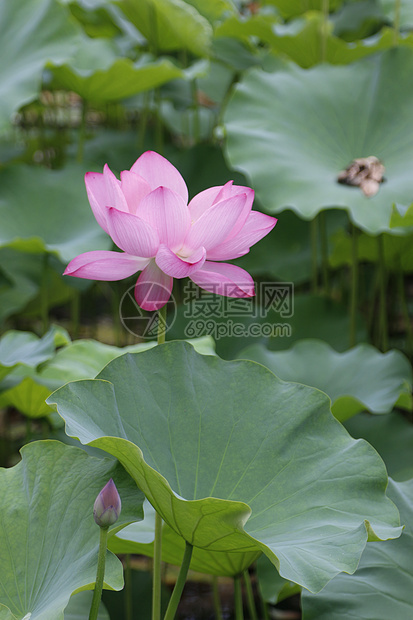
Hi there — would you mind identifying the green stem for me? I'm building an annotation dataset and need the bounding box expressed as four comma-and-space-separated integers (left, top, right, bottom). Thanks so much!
349, 224, 359, 347
155, 89, 164, 155
191, 79, 200, 143
125, 554, 133, 620
319, 211, 329, 295
234, 575, 244, 620
243, 570, 258, 620
310, 218, 318, 294
41, 253, 49, 335
111, 283, 122, 347
377, 235, 388, 352
261, 597, 270, 620
394, 0, 401, 44
88, 526, 109, 620
157, 305, 167, 345
77, 100, 88, 164
139, 91, 151, 152
398, 263, 413, 353
163, 542, 193, 620
152, 307, 168, 620
70, 290, 80, 340
212, 576, 223, 620
152, 511, 163, 620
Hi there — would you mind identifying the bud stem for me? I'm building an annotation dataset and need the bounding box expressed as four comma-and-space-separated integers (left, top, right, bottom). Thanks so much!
163, 542, 193, 620
88, 525, 109, 620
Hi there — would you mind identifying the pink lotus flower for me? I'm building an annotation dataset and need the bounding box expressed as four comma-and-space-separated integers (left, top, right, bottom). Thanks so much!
64, 151, 277, 310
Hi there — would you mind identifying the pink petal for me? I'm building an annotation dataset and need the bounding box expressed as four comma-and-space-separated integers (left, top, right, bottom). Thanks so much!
64, 251, 149, 281
183, 193, 249, 253
190, 262, 255, 297
136, 187, 191, 251
155, 244, 206, 278
85, 165, 129, 233
207, 212, 277, 261
120, 170, 152, 214
188, 185, 226, 222
135, 260, 173, 311
106, 207, 159, 257
188, 182, 254, 225
131, 151, 188, 203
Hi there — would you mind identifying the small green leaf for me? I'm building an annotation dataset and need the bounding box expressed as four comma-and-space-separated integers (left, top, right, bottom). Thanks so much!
0, 440, 144, 620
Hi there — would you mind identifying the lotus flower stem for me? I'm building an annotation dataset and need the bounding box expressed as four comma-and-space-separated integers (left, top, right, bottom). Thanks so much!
243, 569, 258, 620
310, 218, 318, 294
152, 305, 168, 620
88, 525, 109, 620
377, 235, 388, 351
349, 224, 359, 347
212, 576, 223, 620
233, 574, 244, 620
163, 542, 193, 620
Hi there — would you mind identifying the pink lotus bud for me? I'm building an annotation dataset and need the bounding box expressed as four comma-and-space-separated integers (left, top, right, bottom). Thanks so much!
93, 479, 121, 528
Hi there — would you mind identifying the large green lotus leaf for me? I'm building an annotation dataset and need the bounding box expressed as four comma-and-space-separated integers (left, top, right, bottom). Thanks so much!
237, 340, 412, 421
345, 411, 413, 482
0, 326, 67, 382
301, 477, 413, 619
51, 52, 184, 102
116, 0, 213, 56
224, 48, 413, 234
217, 12, 398, 68
48, 342, 402, 593
0, 0, 81, 133
0, 440, 144, 620
330, 227, 413, 271
0, 164, 110, 263
64, 592, 109, 619
110, 499, 260, 576
0, 337, 215, 418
